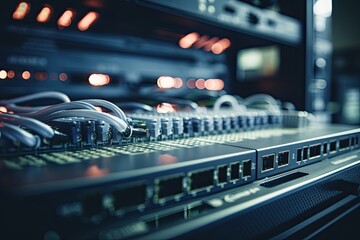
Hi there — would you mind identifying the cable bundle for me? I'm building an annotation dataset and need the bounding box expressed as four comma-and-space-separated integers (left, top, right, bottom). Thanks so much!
0, 92, 134, 148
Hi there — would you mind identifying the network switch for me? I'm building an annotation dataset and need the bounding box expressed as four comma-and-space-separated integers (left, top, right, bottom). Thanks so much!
219, 124, 359, 179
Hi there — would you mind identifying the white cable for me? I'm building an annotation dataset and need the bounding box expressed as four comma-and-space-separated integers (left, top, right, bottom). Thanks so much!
0, 114, 54, 138
0, 91, 70, 105
21, 101, 98, 119
80, 99, 128, 122
0, 122, 40, 148
213, 95, 247, 112
243, 94, 280, 112
5, 104, 48, 113
41, 109, 128, 133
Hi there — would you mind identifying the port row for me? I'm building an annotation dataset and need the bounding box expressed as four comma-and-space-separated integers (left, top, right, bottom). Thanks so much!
81, 159, 253, 220
262, 135, 359, 172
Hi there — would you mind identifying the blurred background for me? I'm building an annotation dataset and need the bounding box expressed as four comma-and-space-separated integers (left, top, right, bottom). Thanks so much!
332, 0, 360, 125
0, 0, 359, 124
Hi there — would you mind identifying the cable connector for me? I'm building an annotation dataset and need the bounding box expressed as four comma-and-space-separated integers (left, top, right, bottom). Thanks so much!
123, 126, 149, 138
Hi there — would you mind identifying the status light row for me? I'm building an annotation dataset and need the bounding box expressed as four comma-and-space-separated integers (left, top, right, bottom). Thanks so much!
12, 2, 99, 31
0, 69, 68, 81
157, 76, 224, 91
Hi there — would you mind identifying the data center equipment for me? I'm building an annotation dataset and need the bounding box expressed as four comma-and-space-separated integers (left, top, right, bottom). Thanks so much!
0, 0, 329, 115
0, 91, 359, 239
1, 0, 360, 240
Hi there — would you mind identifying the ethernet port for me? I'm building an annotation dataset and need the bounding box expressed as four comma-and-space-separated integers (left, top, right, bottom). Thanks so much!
189, 168, 214, 192
112, 183, 147, 211
262, 154, 275, 172
242, 159, 252, 178
302, 147, 308, 160
330, 141, 337, 153
230, 162, 240, 181
309, 144, 321, 159
339, 138, 350, 151
217, 165, 228, 185
278, 151, 289, 167
296, 148, 302, 162
156, 175, 183, 200
323, 143, 328, 155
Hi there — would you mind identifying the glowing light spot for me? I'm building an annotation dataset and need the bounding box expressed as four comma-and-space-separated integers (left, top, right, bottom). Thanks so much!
186, 79, 196, 89
157, 103, 176, 113
158, 154, 177, 165
59, 73, 68, 81
22, 71, 31, 80
314, 0, 332, 17
195, 79, 205, 89
95, 106, 103, 112
179, 32, 199, 49
174, 77, 183, 88
157, 76, 176, 89
205, 79, 224, 91
88, 73, 110, 86
78, 11, 99, 31
13, 2, 30, 20
0, 106, 8, 113
36, 6, 52, 23
211, 43, 223, 54
57, 9, 74, 28
0, 70, 7, 79
7, 70, 15, 79
211, 38, 231, 54
85, 165, 108, 177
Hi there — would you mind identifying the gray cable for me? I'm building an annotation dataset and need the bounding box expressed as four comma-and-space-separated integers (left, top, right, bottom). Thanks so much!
81, 99, 128, 122
0, 91, 70, 105
41, 109, 128, 133
21, 101, 98, 119
5, 104, 48, 113
0, 114, 54, 138
213, 95, 247, 112
243, 93, 280, 112
0, 122, 40, 148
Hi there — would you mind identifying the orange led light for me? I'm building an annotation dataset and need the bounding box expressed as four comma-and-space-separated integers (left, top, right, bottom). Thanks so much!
205, 79, 224, 91
22, 71, 31, 80
195, 79, 205, 89
95, 106, 103, 112
13, 2, 30, 20
156, 103, 176, 113
174, 77, 183, 88
179, 32, 199, 49
88, 73, 110, 86
7, 70, 15, 79
36, 6, 52, 23
0, 106, 8, 113
58, 9, 74, 28
78, 11, 99, 31
211, 38, 231, 54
